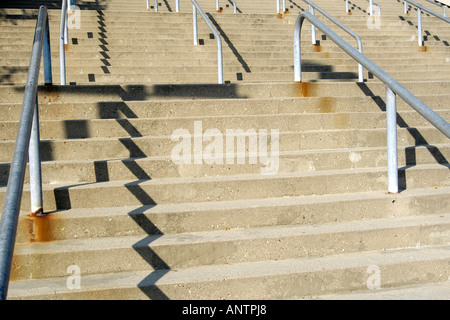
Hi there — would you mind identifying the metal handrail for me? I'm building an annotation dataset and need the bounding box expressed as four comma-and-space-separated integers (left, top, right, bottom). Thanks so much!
146, 0, 237, 13
192, 0, 224, 84
303, 0, 364, 82
60, 0, 68, 85
277, 0, 287, 13
402, 0, 450, 46
294, 11, 450, 193
0, 5, 52, 300
425, 0, 447, 17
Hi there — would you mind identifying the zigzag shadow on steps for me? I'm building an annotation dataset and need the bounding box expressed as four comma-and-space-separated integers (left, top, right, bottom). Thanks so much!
206, 13, 252, 74
92, 114, 170, 299
356, 82, 449, 191
398, 15, 450, 47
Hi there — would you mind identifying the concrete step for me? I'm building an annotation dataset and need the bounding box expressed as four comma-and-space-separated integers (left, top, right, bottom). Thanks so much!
1, 164, 448, 212
307, 280, 450, 300
1, 82, 449, 103
1, 143, 448, 186
1, 94, 448, 120
2, 110, 450, 141
7, 244, 450, 299
0, 125, 448, 163
9, 186, 450, 243
8, 212, 450, 281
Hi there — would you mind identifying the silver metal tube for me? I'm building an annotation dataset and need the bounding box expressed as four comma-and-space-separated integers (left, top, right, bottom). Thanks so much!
386, 86, 399, 193
155, 0, 158, 12
417, 8, 423, 46
370, 0, 373, 15
193, 4, 198, 45
294, 11, 450, 193
60, 0, 67, 85
29, 96, 44, 216
283, 0, 286, 13
234, 0, 237, 13
191, 0, 223, 84
43, 16, 52, 85
309, 5, 316, 45
277, 0, 280, 13
303, 0, 364, 82
176, 0, 179, 12
346, 0, 349, 13
403, 0, 450, 23
425, 0, 446, 16
294, 11, 450, 139
147, 0, 150, 9
0, 5, 50, 300
216, 0, 220, 11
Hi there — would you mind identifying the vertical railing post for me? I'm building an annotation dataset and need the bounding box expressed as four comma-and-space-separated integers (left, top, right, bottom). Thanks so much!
29, 96, 44, 216
176, 0, 180, 12
369, 0, 373, 15
193, 4, 198, 45
404, 1, 408, 14
233, 0, 237, 13
216, 0, 220, 11
277, 0, 280, 13
386, 86, 399, 193
294, 15, 303, 82
346, 0, 349, 13
309, 5, 316, 45
417, 8, 423, 46
155, 0, 158, 12
43, 16, 52, 85
60, 0, 67, 85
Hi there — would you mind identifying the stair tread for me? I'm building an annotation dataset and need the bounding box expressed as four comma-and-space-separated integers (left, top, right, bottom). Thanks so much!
8, 244, 450, 299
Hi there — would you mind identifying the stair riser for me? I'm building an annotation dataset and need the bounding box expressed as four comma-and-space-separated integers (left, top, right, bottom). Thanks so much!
11, 215, 450, 280
10, 188, 450, 243
1, 166, 448, 212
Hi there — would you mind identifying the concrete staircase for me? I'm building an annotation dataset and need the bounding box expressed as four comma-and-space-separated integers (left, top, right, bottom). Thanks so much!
0, 0, 449, 299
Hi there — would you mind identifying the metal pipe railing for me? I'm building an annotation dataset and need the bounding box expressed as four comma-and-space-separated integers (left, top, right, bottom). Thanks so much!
402, 0, 450, 46
147, 0, 159, 12
0, 5, 52, 300
294, 11, 450, 194
303, 0, 364, 82
425, 0, 446, 16
192, 0, 224, 84
277, 0, 287, 13
60, 0, 68, 85
346, 0, 381, 16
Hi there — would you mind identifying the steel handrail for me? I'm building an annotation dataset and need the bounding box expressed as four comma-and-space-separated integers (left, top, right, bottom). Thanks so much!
60, 0, 68, 85
346, 0, 381, 16
0, 6, 52, 300
277, 0, 287, 13
303, 0, 364, 82
146, 0, 237, 13
294, 11, 450, 193
192, 0, 224, 84
425, 0, 447, 16
402, 0, 450, 46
